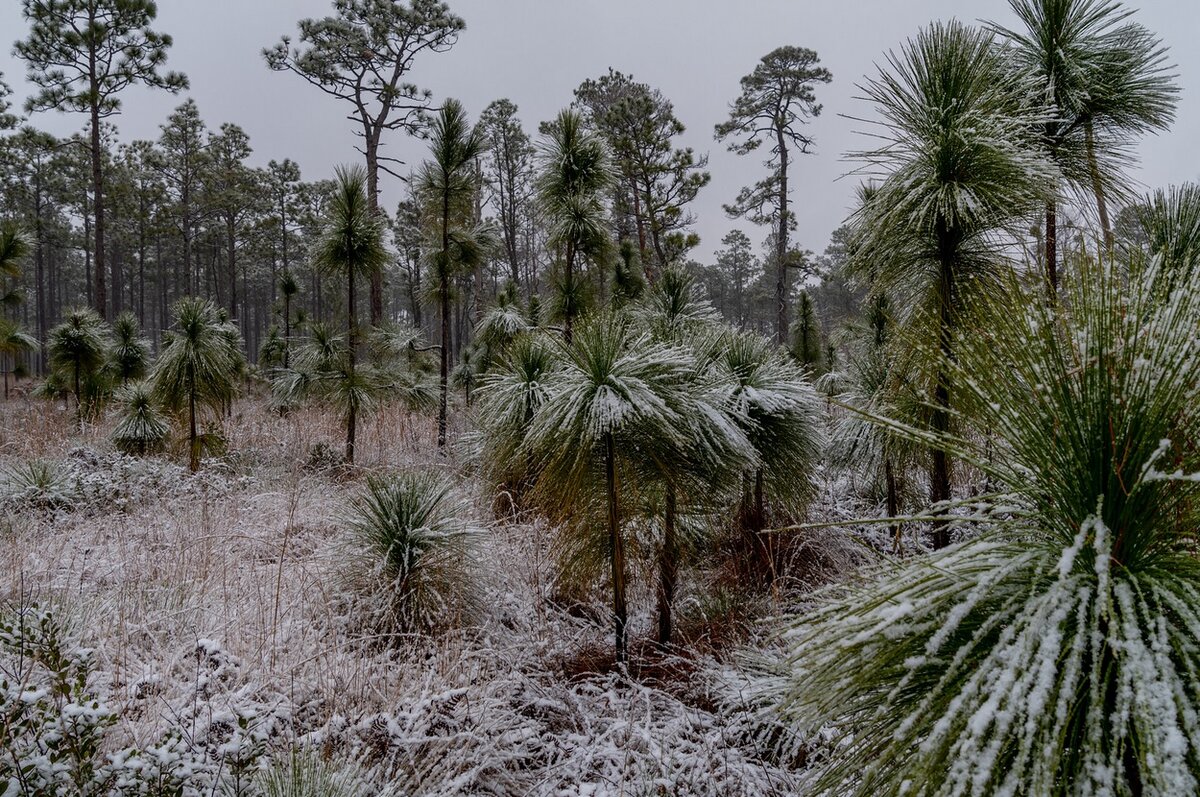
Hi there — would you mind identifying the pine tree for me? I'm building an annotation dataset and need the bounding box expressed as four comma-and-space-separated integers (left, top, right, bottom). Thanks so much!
15, 0, 187, 320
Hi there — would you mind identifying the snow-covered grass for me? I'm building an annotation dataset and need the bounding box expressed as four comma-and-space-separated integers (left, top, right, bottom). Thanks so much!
0, 392, 835, 795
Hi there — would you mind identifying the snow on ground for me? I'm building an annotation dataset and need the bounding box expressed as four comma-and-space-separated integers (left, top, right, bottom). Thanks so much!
1, 395, 884, 795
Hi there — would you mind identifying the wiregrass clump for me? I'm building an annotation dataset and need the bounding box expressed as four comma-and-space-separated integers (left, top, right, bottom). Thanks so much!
756, 258, 1200, 795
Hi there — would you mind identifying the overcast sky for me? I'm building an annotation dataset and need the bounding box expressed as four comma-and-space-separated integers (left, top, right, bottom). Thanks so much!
2, 0, 1197, 262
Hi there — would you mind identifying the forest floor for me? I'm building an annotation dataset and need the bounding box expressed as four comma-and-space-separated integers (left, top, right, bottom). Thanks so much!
0, 391, 887, 795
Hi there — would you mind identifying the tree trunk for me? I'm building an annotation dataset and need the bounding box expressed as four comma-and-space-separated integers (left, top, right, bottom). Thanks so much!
283, 291, 291, 369
35, 198, 46, 373
1084, 119, 1113, 253
188, 379, 198, 472
346, 231, 358, 465
563, 240, 576, 344
930, 243, 954, 550
1045, 199, 1058, 304
656, 483, 678, 646
90, 97, 107, 320
775, 128, 790, 346
605, 432, 628, 666
886, 455, 901, 550
366, 136, 384, 326
438, 193, 450, 449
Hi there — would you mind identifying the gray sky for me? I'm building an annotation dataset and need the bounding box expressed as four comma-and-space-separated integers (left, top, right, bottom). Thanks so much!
2, 0, 1197, 262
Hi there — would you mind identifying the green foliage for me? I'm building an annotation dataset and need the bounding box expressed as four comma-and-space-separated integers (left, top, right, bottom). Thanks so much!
0, 220, 31, 280
110, 381, 169, 455
0, 607, 115, 796
850, 21, 1052, 310
991, 0, 1178, 205
151, 296, 244, 470
537, 108, 614, 338
1137, 182, 1200, 282
762, 257, 1200, 795
2, 459, 74, 514
575, 69, 710, 272
610, 239, 646, 307
519, 312, 702, 660
313, 165, 390, 294
264, 0, 464, 150
259, 324, 289, 370
47, 309, 111, 415
345, 472, 480, 633
257, 750, 367, 797
789, 292, 821, 370
702, 330, 824, 519
16, 0, 187, 118
107, 311, 150, 383
633, 266, 721, 339
475, 333, 558, 493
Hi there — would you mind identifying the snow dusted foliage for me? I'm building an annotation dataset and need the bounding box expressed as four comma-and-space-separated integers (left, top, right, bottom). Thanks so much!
848, 20, 1054, 317
757, 258, 1200, 795
340, 471, 482, 634
473, 332, 558, 493
697, 330, 824, 517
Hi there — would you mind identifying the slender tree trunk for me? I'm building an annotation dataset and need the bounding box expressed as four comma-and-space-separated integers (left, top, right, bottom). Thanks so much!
605, 432, 628, 665
1045, 200, 1058, 304
438, 192, 450, 449
630, 177, 649, 276
283, 292, 291, 369
226, 217, 238, 323
752, 467, 772, 578
563, 240, 576, 344
1084, 119, 1113, 253
886, 455, 900, 549
35, 200, 46, 373
188, 378, 198, 472
775, 128, 790, 346
656, 483, 678, 646
930, 241, 954, 550
346, 233, 358, 464
90, 98, 107, 320
366, 136, 384, 326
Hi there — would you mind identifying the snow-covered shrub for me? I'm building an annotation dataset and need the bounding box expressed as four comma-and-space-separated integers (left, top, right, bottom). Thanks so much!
0, 606, 283, 796
342, 472, 481, 634
1, 607, 115, 795
757, 258, 1200, 794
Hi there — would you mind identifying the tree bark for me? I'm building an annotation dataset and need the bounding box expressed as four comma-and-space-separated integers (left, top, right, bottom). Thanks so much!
930, 236, 954, 550
188, 377, 198, 472
90, 78, 107, 319
1084, 119, 1113, 253
438, 190, 450, 448
605, 432, 628, 666
1045, 199, 1058, 304
775, 127, 790, 346
886, 455, 900, 549
366, 136, 384, 326
346, 228, 358, 464
656, 483, 678, 646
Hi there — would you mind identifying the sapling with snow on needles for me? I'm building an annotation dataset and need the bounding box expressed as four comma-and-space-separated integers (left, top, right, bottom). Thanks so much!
755, 256, 1200, 795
